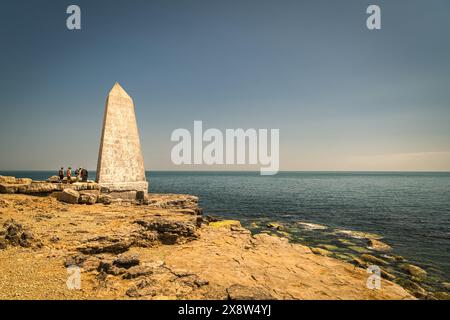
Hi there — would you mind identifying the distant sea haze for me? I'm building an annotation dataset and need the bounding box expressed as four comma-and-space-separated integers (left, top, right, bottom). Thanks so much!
2, 170, 449, 286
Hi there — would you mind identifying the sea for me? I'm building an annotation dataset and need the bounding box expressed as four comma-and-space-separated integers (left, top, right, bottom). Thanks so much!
2, 170, 449, 291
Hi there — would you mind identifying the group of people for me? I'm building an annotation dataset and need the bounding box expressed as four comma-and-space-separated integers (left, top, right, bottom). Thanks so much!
58, 167, 89, 183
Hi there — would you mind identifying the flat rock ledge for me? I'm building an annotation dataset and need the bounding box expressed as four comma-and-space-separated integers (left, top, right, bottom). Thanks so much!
0, 176, 201, 210
0, 191, 417, 300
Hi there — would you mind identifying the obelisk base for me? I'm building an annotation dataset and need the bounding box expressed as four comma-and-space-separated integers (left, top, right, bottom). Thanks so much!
99, 181, 148, 201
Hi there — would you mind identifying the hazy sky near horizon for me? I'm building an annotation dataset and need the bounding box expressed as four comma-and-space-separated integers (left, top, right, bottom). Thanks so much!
0, 0, 449, 171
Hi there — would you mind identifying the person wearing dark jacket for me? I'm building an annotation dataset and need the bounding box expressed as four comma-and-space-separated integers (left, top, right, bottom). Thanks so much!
58, 167, 64, 181
81, 168, 88, 182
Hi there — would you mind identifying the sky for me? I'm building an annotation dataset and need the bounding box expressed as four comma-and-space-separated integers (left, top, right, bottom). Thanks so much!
0, 0, 449, 171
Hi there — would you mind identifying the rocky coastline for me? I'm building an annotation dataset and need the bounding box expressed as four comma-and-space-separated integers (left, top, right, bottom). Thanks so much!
0, 175, 441, 300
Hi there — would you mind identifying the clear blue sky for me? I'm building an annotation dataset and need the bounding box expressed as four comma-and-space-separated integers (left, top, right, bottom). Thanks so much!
0, 0, 449, 171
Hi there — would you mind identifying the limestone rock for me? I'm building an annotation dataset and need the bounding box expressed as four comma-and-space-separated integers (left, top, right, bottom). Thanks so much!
135, 218, 198, 245
0, 176, 17, 184
1, 220, 40, 249
401, 264, 427, 279
402, 280, 428, 299
98, 194, 112, 205
123, 266, 153, 279
15, 178, 32, 185
352, 257, 367, 268
297, 222, 328, 230
266, 222, 284, 231
57, 189, 80, 204
209, 220, 241, 230
334, 229, 382, 240
380, 268, 396, 281
113, 254, 140, 269
434, 292, 450, 300
227, 284, 274, 300
310, 247, 332, 256
367, 239, 392, 252
47, 176, 61, 183
79, 193, 97, 205
360, 254, 388, 266
77, 236, 133, 255
0, 184, 20, 194
18, 183, 60, 194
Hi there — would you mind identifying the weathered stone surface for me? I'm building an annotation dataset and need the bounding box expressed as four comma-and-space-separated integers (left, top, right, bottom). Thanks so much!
122, 266, 153, 279
47, 176, 61, 183
310, 247, 332, 256
1, 220, 40, 249
227, 284, 274, 300
209, 220, 242, 230
266, 222, 284, 230
57, 189, 80, 204
77, 236, 133, 255
113, 254, 140, 269
434, 292, 450, 300
79, 193, 97, 205
361, 254, 388, 266
98, 194, 112, 205
96, 83, 148, 195
0, 193, 416, 300
367, 239, 392, 252
0, 184, 20, 194
18, 183, 61, 194
0, 176, 16, 184
401, 264, 427, 279
16, 178, 32, 185
135, 218, 198, 245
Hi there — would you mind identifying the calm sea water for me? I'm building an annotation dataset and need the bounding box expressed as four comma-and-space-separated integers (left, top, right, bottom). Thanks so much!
2, 171, 450, 287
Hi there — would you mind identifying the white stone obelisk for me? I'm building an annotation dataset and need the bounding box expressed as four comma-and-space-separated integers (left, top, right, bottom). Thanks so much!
96, 82, 148, 198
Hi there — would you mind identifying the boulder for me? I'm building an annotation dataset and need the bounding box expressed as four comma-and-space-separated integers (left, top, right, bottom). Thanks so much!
98, 194, 112, 205
1, 220, 40, 249
0, 176, 17, 184
367, 239, 392, 252
47, 176, 61, 183
79, 193, 97, 205
401, 264, 427, 279
113, 254, 140, 269
77, 236, 132, 255
266, 222, 284, 231
57, 189, 80, 204
123, 266, 153, 279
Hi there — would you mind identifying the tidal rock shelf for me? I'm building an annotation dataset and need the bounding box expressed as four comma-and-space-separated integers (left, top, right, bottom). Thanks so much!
0, 190, 418, 300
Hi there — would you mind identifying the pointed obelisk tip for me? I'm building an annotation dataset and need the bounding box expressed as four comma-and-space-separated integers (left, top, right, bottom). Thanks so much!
109, 81, 131, 100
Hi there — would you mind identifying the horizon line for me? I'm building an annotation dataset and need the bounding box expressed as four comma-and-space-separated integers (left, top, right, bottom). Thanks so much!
1, 169, 450, 173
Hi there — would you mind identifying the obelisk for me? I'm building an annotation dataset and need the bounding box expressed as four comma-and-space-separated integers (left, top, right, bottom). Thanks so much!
96, 82, 148, 199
